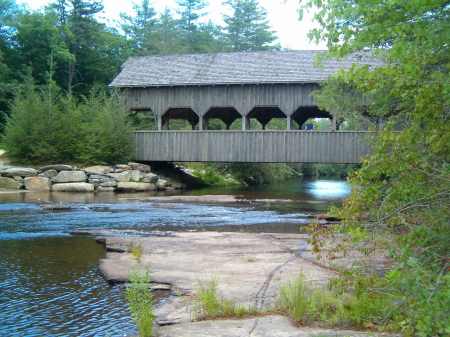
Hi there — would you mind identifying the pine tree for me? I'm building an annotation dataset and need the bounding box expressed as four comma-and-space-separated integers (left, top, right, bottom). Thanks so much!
223, 0, 278, 51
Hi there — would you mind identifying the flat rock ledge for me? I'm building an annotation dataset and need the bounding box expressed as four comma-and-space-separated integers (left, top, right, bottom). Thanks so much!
95, 231, 398, 337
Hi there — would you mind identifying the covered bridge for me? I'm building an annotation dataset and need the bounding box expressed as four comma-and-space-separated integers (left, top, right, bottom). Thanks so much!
110, 50, 380, 163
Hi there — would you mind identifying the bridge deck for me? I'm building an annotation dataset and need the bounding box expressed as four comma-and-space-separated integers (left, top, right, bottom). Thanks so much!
132, 131, 371, 164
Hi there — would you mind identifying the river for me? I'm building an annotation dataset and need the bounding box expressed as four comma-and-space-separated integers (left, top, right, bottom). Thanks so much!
0, 179, 349, 336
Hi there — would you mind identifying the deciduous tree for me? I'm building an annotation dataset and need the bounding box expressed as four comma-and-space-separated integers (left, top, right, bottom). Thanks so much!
301, 0, 449, 335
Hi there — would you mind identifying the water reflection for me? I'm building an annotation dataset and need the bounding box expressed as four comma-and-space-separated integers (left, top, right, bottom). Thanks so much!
305, 180, 350, 200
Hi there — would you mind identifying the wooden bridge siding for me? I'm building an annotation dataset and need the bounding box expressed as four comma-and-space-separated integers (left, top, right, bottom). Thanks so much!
124, 83, 319, 116
132, 131, 370, 163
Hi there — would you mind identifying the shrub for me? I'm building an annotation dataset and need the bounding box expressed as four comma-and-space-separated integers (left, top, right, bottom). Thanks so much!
1, 74, 132, 165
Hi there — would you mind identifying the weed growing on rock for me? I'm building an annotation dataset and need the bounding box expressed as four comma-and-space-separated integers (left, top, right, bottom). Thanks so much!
275, 274, 345, 327
126, 264, 154, 337
193, 278, 260, 319
127, 241, 142, 261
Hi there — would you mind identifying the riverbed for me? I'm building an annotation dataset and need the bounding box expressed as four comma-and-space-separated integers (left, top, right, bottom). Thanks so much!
0, 179, 349, 336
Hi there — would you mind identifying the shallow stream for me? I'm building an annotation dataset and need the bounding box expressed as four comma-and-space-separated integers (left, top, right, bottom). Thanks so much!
0, 179, 349, 336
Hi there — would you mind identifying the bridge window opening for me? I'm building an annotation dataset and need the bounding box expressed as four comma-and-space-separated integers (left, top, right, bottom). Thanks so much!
129, 109, 158, 130
161, 108, 200, 130
247, 107, 287, 130
204, 107, 241, 130
292, 107, 335, 130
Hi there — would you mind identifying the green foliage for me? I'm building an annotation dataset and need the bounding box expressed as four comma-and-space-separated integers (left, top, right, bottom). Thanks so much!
127, 240, 143, 261
276, 274, 345, 327
229, 162, 296, 185
77, 88, 133, 165
302, 163, 359, 179
301, 0, 450, 335
126, 264, 155, 337
194, 278, 259, 319
1, 73, 132, 165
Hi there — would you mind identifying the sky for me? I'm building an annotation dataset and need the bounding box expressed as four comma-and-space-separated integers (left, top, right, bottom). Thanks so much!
15, 0, 326, 50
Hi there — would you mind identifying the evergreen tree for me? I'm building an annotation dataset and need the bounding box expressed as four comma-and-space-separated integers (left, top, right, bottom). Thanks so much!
154, 7, 183, 54
120, 0, 159, 55
176, 0, 208, 53
223, 0, 278, 51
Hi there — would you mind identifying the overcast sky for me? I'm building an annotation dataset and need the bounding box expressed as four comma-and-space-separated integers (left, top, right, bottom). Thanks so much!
15, 0, 326, 50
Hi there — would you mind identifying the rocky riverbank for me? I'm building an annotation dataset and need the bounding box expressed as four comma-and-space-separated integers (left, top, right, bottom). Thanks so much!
89, 230, 398, 337
0, 162, 190, 193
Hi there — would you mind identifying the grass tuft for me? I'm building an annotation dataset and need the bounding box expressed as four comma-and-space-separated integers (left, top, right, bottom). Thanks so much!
193, 278, 261, 319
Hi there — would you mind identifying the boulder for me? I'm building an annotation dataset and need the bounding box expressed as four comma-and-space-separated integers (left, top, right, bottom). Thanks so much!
116, 182, 156, 191
156, 179, 168, 190
1, 167, 38, 177
142, 173, 159, 184
96, 186, 115, 192
52, 183, 94, 192
84, 165, 114, 175
38, 164, 73, 172
0, 177, 22, 189
88, 174, 116, 184
52, 171, 86, 183
24, 176, 52, 191
128, 162, 151, 172
39, 169, 58, 179
99, 181, 118, 188
115, 164, 131, 170
108, 170, 141, 182
169, 181, 186, 189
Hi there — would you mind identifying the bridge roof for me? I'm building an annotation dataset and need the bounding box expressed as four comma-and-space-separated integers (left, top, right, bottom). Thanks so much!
110, 50, 382, 88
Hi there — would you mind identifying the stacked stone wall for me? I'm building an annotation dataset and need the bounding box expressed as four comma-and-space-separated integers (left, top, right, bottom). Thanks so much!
0, 163, 186, 192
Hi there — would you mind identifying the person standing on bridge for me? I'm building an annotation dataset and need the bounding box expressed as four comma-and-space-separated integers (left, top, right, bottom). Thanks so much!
305, 120, 315, 130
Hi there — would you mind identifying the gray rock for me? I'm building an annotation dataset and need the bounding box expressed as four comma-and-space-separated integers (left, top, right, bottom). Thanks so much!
116, 182, 156, 191
0, 177, 22, 189
52, 183, 94, 192
52, 171, 86, 183
96, 186, 115, 192
108, 170, 141, 182
142, 173, 158, 184
39, 169, 58, 179
128, 162, 151, 172
38, 164, 73, 172
99, 181, 118, 188
156, 179, 168, 190
115, 164, 131, 170
88, 174, 116, 184
84, 165, 114, 175
1, 167, 38, 177
24, 176, 52, 191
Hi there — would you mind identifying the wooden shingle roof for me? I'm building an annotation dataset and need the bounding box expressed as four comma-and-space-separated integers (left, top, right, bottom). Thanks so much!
109, 50, 382, 88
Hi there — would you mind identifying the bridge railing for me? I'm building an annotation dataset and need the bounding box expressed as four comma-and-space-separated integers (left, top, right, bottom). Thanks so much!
131, 130, 372, 163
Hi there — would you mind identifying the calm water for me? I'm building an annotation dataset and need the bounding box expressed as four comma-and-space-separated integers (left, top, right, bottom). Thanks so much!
0, 179, 349, 336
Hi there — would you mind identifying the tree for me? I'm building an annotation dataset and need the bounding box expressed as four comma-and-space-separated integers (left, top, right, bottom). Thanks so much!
120, 0, 159, 55
176, 0, 208, 53
50, 0, 125, 95
222, 0, 278, 51
301, 0, 449, 335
